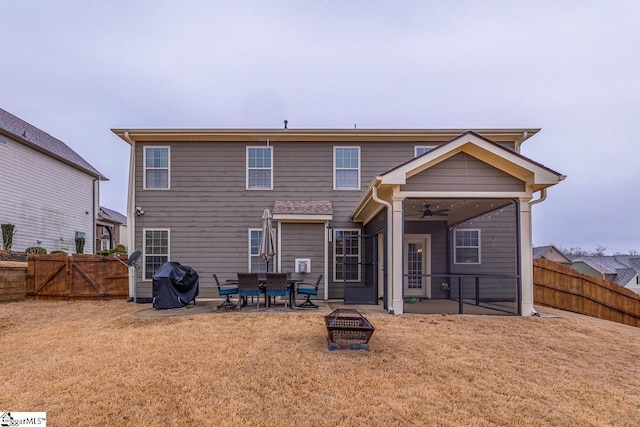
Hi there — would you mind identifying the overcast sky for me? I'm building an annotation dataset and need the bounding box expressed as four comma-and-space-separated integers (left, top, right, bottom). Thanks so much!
3, 1, 639, 254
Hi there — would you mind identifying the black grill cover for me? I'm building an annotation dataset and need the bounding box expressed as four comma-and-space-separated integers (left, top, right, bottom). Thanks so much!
152, 262, 199, 309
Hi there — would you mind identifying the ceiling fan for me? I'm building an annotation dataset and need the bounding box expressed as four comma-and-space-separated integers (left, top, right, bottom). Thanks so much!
413, 203, 450, 218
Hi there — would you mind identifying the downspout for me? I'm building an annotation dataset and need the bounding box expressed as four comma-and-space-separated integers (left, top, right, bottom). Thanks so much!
529, 188, 547, 207
527, 188, 547, 315
92, 177, 99, 254
124, 132, 137, 301
372, 181, 394, 314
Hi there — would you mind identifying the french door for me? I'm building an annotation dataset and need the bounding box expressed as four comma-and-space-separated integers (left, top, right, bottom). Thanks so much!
404, 235, 431, 298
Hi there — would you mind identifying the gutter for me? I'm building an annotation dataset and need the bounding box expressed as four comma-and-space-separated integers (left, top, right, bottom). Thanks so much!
371, 180, 394, 314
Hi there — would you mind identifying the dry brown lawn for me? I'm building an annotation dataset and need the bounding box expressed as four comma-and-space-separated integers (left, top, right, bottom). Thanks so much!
1, 300, 640, 426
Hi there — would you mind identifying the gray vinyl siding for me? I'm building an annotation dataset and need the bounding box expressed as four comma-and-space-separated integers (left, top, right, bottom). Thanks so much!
449, 203, 518, 301
401, 152, 525, 192
0, 134, 96, 253
133, 140, 418, 298
279, 223, 325, 283
132, 139, 523, 300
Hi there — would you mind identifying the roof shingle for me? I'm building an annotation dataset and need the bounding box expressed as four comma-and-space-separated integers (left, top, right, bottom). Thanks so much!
0, 108, 105, 178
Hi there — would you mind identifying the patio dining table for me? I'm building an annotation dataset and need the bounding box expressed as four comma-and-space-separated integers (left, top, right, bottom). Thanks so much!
226, 274, 303, 309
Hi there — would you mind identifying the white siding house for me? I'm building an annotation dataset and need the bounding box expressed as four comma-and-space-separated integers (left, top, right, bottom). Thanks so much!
0, 108, 106, 253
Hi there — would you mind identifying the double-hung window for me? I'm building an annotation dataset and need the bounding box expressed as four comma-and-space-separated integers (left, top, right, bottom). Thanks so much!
454, 229, 481, 264
247, 147, 273, 190
144, 229, 170, 280
249, 229, 275, 272
334, 147, 360, 190
144, 147, 170, 189
334, 229, 361, 281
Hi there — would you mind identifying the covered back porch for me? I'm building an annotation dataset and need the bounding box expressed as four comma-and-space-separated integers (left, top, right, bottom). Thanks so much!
350, 132, 564, 315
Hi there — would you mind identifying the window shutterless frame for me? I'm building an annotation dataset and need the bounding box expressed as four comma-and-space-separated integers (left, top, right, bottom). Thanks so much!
453, 228, 481, 264
248, 228, 275, 272
333, 146, 360, 190
333, 228, 361, 282
143, 228, 170, 280
143, 146, 170, 190
246, 146, 273, 190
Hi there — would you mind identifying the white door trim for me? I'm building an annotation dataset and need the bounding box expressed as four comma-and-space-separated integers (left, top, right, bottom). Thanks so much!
404, 234, 432, 298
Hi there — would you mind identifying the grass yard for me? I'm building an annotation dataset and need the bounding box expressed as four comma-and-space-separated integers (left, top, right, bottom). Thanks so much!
1, 300, 640, 426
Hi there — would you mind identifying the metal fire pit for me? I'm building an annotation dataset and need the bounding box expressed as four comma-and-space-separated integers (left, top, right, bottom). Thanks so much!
324, 308, 375, 351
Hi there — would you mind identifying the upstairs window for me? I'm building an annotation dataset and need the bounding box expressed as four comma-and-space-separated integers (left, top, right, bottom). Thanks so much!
454, 229, 481, 264
247, 147, 273, 190
144, 146, 170, 189
334, 147, 360, 190
415, 145, 438, 156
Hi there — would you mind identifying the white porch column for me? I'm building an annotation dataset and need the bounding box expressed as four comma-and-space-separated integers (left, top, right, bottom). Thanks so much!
519, 197, 534, 315
391, 197, 404, 314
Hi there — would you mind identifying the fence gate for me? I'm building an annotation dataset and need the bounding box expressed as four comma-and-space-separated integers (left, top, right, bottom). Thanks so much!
26, 254, 129, 299
26, 254, 69, 298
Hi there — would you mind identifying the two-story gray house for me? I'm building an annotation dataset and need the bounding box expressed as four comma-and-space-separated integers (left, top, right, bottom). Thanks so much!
0, 108, 106, 254
113, 128, 564, 315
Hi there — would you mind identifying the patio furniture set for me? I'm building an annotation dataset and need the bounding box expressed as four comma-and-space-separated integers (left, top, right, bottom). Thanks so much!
213, 272, 323, 310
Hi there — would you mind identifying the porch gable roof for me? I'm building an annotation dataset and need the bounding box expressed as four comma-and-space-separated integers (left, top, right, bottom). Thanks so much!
351, 131, 565, 224
379, 131, 564, 187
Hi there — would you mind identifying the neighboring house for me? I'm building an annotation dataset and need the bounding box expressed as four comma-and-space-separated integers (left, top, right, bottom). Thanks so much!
572, 256, 640, 293
0, 108, 106, 253
532, 245, 573, 264
113, 128, 564, 315
96, 206, 128, 252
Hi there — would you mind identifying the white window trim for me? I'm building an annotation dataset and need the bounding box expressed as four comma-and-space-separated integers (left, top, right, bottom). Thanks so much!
100, 240, 110, 251
246, 146, 273, 190
414, 145, 438, 157
248, 228, 277, 272
143, 146, 171, 190
142, 228, 170, 281
333, 146, 361, 190
453, 228, 481, 265
333, 228, 361, 282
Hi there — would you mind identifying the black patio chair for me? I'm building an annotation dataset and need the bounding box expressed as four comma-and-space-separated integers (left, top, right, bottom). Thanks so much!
213, 274, 238, 309
296, 274, 323, 308
265, 273, 290, 309
237, 273, 262, 310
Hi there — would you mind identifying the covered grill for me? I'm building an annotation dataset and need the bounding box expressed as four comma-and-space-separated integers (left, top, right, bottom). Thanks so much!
152, 262, 199, 309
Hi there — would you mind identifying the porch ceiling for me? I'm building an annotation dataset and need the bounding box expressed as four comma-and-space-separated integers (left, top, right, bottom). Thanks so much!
404, 198, 514, 225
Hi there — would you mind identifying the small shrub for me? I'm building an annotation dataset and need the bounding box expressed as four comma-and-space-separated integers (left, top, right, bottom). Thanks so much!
1, 223, 16, 252
25, 246, 47, 255
50, 250, 67, 255
96, 250, 110, 256
112, 245, 127, 254
75, 236, 85, 254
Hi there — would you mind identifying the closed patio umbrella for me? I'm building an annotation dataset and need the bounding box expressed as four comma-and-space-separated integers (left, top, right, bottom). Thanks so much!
258, 208, 277, 271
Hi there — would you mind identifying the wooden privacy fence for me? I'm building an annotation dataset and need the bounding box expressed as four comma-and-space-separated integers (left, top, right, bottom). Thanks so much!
534, 258, 640, 327
26, 254, 129, 300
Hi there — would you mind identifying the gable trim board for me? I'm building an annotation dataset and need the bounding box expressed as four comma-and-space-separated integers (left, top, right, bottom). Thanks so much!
114, 128, 563, 315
